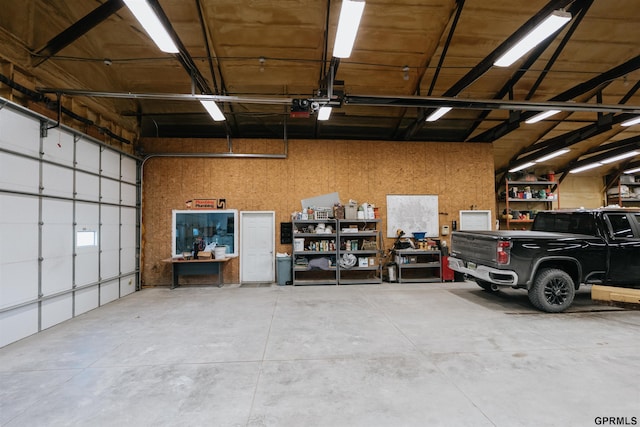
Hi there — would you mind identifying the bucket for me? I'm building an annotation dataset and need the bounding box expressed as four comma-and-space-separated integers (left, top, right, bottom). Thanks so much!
294, 238, 305, 252
214, 245, 227, 260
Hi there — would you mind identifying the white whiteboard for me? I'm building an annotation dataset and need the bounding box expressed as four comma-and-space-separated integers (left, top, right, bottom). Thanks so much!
386, 195, 439, 238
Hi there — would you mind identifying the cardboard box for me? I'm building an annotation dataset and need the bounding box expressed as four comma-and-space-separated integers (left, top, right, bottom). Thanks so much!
197, 251, 212, 259
358, 257, 369, 267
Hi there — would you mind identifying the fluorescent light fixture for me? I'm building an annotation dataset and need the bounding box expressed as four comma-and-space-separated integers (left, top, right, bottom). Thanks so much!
123, 0, 179, 53
494, 10, 571, 67
333, 0, 366, 58
508, 162, 536, 173
525, 109, 561, 124
534, 148, 570, 163
317, 106, 332, 121
569, 162, 602, 174
623, 167, 640, 174
621, 116, 640, 127
425, 107, 452, 122
600, 150, 640, 164
200, 100, 226, 121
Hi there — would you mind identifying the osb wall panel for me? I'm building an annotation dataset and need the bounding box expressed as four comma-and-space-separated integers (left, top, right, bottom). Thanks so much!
558, 175, 605, 209
140, 138, 494, 286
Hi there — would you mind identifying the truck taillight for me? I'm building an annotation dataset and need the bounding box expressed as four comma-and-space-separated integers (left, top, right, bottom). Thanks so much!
497, 240, 511, 264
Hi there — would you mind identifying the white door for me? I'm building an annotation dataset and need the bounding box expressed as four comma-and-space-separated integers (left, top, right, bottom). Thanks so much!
240, 211, 275, 283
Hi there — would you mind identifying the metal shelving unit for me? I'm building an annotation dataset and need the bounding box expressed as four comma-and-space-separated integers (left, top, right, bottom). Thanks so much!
395, 249, 441, 283
337, 219, 382, 285
291, 219, 338, 285
606, 175, 640, 206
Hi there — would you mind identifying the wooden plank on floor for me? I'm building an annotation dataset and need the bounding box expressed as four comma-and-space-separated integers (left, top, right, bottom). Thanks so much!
592, 285, 640, 309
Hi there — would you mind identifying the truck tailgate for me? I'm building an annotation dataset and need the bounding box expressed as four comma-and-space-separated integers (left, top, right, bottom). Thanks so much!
451, 231, 501, 264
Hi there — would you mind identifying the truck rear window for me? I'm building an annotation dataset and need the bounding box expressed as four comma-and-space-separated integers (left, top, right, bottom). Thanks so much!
532, 213, 597, 235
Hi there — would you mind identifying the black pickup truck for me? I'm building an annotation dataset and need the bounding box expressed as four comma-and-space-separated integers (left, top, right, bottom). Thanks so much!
448, 208, 640, 312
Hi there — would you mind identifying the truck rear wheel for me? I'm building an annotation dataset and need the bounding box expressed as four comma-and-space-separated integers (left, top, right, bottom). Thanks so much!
528, 268, 575, 312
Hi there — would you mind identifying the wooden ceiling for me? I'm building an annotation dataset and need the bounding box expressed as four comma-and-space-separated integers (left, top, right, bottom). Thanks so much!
0, 0, 639, 184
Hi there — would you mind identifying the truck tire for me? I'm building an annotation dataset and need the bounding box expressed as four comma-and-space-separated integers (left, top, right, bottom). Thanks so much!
476, 279, 498, 292
528, 268, 575, 312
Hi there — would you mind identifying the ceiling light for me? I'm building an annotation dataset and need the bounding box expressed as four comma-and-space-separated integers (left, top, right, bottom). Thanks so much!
508, 162, 536, 173
534, 148, 570, 163
333, 0, 366, 58
123, 0, 179, 53
569, 162, 602, 174
200, 100, 225, 121
600, 150, 640, 164
494, 10, 571, 67
317, 106, 332, 121
525, 109, 561, 124
623, 167, 640, 174
425, 107, 452, 122
621, 116, 640, 126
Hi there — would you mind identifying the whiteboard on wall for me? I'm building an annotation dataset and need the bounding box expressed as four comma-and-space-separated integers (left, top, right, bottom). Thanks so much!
386, 195, 439, 238
459, 210, 492, 231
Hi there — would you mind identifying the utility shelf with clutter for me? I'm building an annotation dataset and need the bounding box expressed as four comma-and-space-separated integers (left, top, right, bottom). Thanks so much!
336, 219, 382, 285
386, 231, 443, 283
499, 174, 560, 230
291, 218, 338, 286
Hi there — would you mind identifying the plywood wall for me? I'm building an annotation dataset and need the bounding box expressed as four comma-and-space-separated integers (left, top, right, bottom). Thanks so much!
140, 138, 494, 286
558, 175, 605, 209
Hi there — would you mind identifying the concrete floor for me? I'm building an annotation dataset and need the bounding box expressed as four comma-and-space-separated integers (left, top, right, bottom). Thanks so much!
1, 281, 639, 427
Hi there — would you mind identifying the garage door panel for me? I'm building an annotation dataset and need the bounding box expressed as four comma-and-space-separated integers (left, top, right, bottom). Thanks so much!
42, 163, 73, 198
75, 138, 99, 172
100, 280, 119, 305
121, 247, 136, 273
42, 199, 73, 259
101, 150, 120, 179
101, 249, 120, 279
75, 286, 99, 315
42, 257, 73, 295
0, 153, 39, 193
0, 108, 40, 156
75, 252, 99, 286
42, 128, 74, 166
0, 303, 38, 348
101, 177, 120, 205
121, 157, 137, 184
0, 260, 38, 308
76, 171, 99, 202
0, 223, 38, 264
121, 183, 137, 206
120, 275, 136, 296
41, 294, 73, 330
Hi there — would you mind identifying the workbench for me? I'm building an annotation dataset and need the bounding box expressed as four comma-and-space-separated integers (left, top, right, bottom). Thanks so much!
163, 257, 230, 289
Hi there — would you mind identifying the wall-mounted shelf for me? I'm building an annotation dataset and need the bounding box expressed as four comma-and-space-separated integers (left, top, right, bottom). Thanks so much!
500, 180, 559, 230
606, 175, 640, 207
